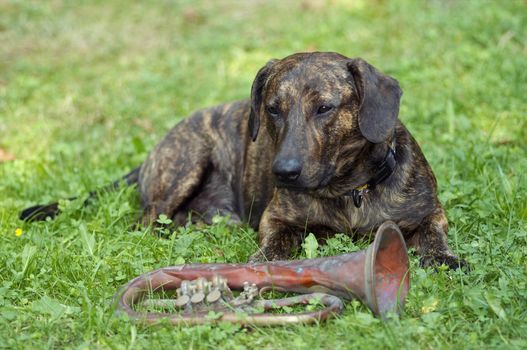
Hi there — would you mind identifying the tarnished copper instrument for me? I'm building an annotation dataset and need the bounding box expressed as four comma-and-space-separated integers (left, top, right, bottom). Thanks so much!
115, 221, 410, 325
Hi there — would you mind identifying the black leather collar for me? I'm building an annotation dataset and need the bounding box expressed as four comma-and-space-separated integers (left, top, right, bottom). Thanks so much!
345, 143, 397, 208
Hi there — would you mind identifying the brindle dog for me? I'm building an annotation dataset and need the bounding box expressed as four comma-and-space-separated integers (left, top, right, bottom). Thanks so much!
20, 52, 465, 268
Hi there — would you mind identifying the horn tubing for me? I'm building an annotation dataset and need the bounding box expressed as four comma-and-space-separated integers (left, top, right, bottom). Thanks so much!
120, 292, 344, 326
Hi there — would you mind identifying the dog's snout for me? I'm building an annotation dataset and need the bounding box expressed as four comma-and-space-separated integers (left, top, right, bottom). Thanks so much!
272, 158, 302, 182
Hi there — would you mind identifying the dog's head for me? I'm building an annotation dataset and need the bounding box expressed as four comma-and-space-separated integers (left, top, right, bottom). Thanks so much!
249, 52, 402, 194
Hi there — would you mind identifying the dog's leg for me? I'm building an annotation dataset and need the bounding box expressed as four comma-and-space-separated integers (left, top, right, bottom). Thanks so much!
249, 208, 301, 262
140, 160, 209, 227
182, 172, 242, 226
407, 208, 467, 269
138, 125, 212, 226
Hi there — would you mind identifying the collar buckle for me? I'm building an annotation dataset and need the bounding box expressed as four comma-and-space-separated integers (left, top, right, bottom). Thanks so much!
348, 143, 397, 208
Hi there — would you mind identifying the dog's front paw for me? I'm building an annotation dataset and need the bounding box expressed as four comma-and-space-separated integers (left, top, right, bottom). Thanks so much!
420, 253, 469, 271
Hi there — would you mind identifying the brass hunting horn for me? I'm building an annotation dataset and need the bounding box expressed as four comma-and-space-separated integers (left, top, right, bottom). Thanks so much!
115, 221, 410, 325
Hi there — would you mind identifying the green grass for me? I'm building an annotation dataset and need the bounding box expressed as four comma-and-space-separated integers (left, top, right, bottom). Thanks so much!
1, 0, 526, 348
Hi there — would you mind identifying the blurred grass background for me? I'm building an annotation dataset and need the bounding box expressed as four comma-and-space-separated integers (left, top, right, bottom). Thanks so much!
1, 0, 526, 349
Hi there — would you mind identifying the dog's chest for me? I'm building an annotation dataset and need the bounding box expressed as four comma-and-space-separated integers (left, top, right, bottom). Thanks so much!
327, 192, 430, 235
345, 198, 390, 233
311, 196, 393, 235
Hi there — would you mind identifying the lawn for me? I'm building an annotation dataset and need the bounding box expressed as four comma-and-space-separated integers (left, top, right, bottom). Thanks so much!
1, 0, 526, 348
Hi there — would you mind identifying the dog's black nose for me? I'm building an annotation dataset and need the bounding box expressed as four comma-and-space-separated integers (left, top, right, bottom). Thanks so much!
272, 158, 302, 183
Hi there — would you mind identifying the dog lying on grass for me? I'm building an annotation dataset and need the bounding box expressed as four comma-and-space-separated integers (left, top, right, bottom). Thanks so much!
21, 52, 466, 269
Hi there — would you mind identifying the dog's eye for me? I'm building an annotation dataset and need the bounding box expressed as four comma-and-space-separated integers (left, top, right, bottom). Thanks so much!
266, 106, 279, 117
317, 105, 333, 115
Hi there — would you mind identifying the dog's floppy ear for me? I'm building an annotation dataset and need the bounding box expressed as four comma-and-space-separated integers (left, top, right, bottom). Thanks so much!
348, 58, 402, 143
249, 59, 277, 141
